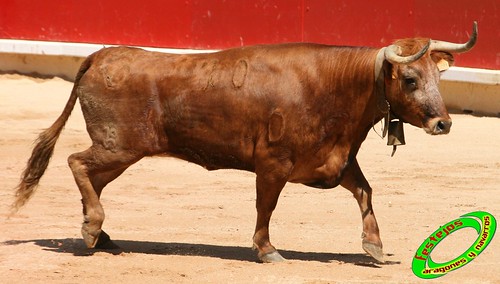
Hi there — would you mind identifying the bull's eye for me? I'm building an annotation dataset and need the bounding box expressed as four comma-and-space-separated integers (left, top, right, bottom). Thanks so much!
404, 77, 417, 89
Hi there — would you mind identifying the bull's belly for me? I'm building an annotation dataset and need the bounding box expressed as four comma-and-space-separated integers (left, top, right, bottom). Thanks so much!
164, 124, 256, 171
166, 145, 255, 171
288, 151, 351, 189
289, 172, 342, 189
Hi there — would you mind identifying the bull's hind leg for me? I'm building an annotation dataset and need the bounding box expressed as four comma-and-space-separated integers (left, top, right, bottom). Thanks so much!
340, 158, 385, 263
68, 145, 142, 248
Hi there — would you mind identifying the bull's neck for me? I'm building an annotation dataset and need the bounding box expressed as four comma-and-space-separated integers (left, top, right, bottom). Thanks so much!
323, 47, 387, 129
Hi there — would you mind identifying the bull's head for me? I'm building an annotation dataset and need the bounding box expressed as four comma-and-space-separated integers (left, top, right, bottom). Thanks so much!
380, 22, 477, 135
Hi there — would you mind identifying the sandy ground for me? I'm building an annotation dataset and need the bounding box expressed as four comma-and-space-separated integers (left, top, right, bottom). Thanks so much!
0, 74, 498, 283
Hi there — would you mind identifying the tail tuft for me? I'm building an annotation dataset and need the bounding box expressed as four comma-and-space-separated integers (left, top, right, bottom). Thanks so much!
11, 126, 63, 213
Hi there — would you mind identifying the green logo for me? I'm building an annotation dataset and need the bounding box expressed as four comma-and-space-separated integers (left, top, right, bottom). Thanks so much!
412, 211, 496, 279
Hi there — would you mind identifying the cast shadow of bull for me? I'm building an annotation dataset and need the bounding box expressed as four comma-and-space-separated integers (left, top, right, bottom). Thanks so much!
3, 238, 399, 268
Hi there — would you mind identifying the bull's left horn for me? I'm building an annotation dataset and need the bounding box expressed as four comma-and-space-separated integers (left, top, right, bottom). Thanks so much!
384, 40, 430, 64
430, 21, 478, 53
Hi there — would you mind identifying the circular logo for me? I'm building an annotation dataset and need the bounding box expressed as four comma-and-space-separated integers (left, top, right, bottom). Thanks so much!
412, 211, 496, 279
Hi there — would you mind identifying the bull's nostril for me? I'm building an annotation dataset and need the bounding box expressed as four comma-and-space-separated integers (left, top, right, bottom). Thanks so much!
437, 121, 446, 131
428, 119, 451, 135
434, 120, 451, 134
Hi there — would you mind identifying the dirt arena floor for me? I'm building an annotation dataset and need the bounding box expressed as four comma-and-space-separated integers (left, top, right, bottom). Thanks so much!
0, 74, 498, 283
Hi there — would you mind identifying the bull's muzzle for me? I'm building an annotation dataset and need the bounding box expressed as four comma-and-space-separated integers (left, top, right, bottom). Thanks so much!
426, 118, 452, 135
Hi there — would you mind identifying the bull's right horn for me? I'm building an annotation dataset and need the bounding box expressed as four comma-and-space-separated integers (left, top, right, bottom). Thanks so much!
384, 40, 431, 64
430, 21, 478, 53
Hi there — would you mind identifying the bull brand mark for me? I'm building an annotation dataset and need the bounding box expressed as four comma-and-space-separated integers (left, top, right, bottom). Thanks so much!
412, 211, 497, 279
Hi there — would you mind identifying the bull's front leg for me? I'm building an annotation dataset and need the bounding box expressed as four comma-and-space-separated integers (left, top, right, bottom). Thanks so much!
252, 145, 292, 263
252, 173, 288, 263
340, 158, 385, 263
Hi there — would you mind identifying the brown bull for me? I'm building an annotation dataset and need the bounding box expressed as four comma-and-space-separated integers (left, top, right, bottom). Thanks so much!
13, 23, 477, 263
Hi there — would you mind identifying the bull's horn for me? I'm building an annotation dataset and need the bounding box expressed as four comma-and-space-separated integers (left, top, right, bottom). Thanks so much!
430, 21, 478, 53
384, 40, 430, 64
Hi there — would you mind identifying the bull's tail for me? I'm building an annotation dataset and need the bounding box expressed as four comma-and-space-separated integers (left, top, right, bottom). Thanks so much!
11, 56, 93, 214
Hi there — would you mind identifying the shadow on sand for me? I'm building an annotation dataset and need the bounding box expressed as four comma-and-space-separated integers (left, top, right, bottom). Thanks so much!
3, 238, 400, 267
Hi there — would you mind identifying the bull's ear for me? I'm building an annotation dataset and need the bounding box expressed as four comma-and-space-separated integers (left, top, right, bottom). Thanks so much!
431, 51, 454, 72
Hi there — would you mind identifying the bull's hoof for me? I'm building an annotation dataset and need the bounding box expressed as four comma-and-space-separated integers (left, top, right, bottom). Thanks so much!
81, 227, 99, 248
82, 228, 118, 249
362, 240, 385, 263
258, 251, 287, 263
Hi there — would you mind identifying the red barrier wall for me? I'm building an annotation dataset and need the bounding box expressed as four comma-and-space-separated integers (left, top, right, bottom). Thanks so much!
0, 0, 498, 69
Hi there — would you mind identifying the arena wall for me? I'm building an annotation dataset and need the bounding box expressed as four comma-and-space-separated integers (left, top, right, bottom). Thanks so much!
0, 1, 498, 115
